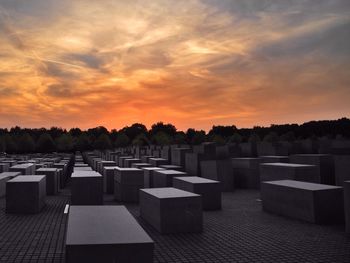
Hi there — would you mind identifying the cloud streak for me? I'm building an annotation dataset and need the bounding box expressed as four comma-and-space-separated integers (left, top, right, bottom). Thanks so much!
0, 0, 349, 130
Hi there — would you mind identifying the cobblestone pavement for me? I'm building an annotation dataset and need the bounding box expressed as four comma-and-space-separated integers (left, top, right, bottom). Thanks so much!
0, 189, 349, 262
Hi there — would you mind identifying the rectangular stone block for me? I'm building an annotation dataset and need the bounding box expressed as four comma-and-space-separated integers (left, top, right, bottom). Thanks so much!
290, 154, 335, 185
141, 155, 154, 163
232, 158, 261, 189
261, 180, 344, 224
140, 188, 202, 234
10, 163, 35, 175
71, 172, 103, 205
114, 168, 144, 202
6, 175, 46, 214
66, 206, 154, 263
132, 163, 152, 169
149, 158, 168, 167
216, 144, 241, 159
118, 156, 133, 167
260, 156, 289, 163
103, 166, 118, 194
185, 153, 207, 176
158, 164, 183, 171
0, 163, 10, 173
98, 161, 117, 174
173, 176, 221, 210
36, 168, 59, 195
193, 142, 216, 158
171, 148, 191, 167
201, 159, 233, 191
345, 181, 350, 233
124, 158, 142, 168
334, 155, 350, 186
0, 172, 20, 197
153, 170, 188, 187
260, 163, 319, 184
143, 167, 165, 188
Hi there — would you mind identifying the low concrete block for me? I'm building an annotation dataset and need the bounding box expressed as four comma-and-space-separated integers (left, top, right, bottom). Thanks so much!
142, 167, 165, 188
261, 180, 344, 224
232, 158, 261, 189
71, 172, 103, 205
260, 163, 319, 184
66, 206, 154, 263
140, 188, 202, 234
6, 175, 46, 214
114, 168, 144, 202
153, 170, 188, 187
36, 168, 59, 195
289, 154, 335, 185
173, 176, 221, 210
201, 159, 233, 191
345, 181, 350, 233
0, 172, 20, 197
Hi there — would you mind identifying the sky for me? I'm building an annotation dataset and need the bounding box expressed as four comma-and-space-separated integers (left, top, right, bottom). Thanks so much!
0, 0, 349, 131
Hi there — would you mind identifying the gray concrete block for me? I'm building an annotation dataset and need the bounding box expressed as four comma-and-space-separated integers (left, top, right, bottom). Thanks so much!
345, 181, 350, 234
261, 180, 344, 224
173, 176, 221, 210
71, 172, 103, 205
6, 175, 46, 214
232, 158, 261, 189
201, 159, 233, 191
36, 168, 59, 195
153, 170, 188, 188
334, 155, 350, 186
140, 188, 202, 234
260, 163, 319, 184
66, 206, 154, 263
171, 148, 192, 167
142, 167, 165, 188
290, 154, 335, 185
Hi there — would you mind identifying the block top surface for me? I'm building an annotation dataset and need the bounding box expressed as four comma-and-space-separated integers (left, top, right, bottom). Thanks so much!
8, 175, 45, 183
140, 187, 199, 198
142, 167, 165, 171
155, 169, 186, 175
149, 158, 167, 161
66, 206, 153, 246
263, 180, 342, 191
125, 158, 141, 161
159, 165, 182, 169
261, 162, 315, 168
72, 171, 101, 178
133, 163, 151, 166
119, 156, 133, 159
292, 154, 331, 157
101, 161, 116, 164
36, 168, 58, 172
115, 167, 141, 172
260, 156, 289, 158
232, 157, 260, 160
174, 176, 219, 184
11, 163, 34, 168
0, 172, 21, 177
104, 166, 120, 170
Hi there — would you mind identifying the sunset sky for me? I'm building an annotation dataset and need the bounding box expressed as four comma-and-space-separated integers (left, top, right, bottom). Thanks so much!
0, 0, 349, 131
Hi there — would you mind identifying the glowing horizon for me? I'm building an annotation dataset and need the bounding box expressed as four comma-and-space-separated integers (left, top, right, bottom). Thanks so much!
0, 0, 349, 131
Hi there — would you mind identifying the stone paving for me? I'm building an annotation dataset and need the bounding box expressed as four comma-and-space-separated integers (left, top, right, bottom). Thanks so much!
0, 188, 349, 263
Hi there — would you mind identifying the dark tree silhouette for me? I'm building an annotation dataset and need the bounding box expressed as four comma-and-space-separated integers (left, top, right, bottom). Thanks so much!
93, 134, 112, 150
36, 133, 56, 153
18, 133, 35, 153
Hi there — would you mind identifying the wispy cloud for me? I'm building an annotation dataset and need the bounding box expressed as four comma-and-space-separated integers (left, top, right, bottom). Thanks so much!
0, 0, 349, 130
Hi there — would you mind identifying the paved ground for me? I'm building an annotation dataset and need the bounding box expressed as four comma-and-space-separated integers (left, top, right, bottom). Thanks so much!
0, 188, 349, 263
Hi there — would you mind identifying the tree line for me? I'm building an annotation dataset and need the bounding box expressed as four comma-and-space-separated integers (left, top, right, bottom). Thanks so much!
0, 118, 349, 153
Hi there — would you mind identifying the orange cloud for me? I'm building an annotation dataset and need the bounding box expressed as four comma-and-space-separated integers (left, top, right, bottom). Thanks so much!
0, 0, 349, 131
